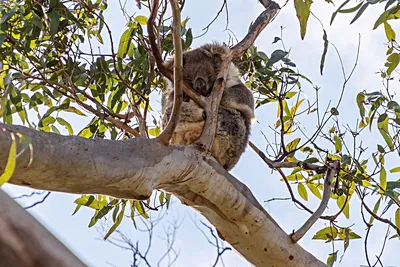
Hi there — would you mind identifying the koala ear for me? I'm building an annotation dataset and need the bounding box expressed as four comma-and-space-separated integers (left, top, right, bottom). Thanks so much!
163, 57, 174, 70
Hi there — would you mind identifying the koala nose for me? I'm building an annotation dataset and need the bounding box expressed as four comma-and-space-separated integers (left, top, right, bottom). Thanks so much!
194, 78, 207, 95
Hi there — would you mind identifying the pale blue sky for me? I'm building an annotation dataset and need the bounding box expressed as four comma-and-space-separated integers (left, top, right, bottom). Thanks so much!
4, 0, 400, 266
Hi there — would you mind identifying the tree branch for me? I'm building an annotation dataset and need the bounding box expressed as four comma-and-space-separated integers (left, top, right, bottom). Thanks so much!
231, 1, 280, 58
249, 141, 326, 172
147, 0, 206, 109
195, 51, 232, 152
0, 190, 85, 266
156, 0, 183, 145
290, 161, 339, 243
0, 123, 327, 267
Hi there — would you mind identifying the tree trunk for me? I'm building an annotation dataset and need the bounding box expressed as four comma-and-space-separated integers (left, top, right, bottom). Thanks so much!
0, 123, 327, 267
0, 189, 86, 267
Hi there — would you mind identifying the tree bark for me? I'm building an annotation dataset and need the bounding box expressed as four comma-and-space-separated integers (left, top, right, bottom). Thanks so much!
0, 189, 86, 267
0, 123, 327, 267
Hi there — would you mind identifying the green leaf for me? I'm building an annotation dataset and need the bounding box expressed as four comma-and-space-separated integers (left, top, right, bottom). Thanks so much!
159, 191, 165, 205
0, 7, 16, 24
384, 21, 396, 41
373, 6, 400, 30
74, 195, 105, 210
386, 53, 400, 75
337, 195, 350, 219
379, 167, 387, 193
377, 114, 394, 150
0, 83, 11, 119
117, 28, 134, 59
286, 138, 301, 152
334, 136, 342, 153
330, 0, 350, 25
186, 28, 193, 47
330, 107, 339, 116
286, 173, 304, 181
368, 198, 381, 224
356, 92, 365, 119
298, 183, 308, 201
327, 251, 337, 266
291, 99, 304, 116
390, 167, 400, 173
134, 15, 148, 25
72, 204, 82, 215
0, 132, 17, 187
148, 127, 160, 137
135, 201, 149, 219
320, 30, 328, 75
377, 144, 385, 153
57, 118, 74, 135
338, 2, 363, 13
272, 37, 281, 44
307, 183, 322, 199
48, 11, 60, 35
166, 193, 171, 208
313, 226, 338, 240
350, 3, 369, 24
294, 0, 312, 40
395, 208, 400, 230
267, 49, 288, 66
104, 201, 127, 240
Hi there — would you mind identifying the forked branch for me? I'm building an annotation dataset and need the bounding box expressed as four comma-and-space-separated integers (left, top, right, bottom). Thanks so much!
195, 2, 280, 152
290, 161, 340, 243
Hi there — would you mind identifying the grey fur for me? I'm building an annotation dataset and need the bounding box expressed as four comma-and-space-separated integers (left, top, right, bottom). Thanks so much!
161, 43, 254, 170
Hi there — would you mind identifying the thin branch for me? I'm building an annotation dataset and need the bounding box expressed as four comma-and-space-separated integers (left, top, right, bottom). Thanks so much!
156, 0, 183, 145
291, 161, 339, 242
249, 141, 326, 172
231, 2, 280, 58
24, 192, 51, 210
359, 190, 400, 236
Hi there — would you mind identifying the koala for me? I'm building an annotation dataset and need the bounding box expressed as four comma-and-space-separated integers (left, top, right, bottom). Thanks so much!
161, 43, 255, 170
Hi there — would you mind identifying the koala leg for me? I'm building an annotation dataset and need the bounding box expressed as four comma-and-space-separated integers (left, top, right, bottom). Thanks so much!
211, 107, 249, 170
161, 100, 205, 146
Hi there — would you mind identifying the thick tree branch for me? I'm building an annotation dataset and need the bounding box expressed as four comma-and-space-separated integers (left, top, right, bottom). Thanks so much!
291, 161, 339, 243
156, 0, 183, 145
0, 123, 327, 267
0, 190, 85, 267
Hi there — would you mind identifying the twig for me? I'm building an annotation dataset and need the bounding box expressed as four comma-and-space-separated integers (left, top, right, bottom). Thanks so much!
290, 161, 339, 243
156, 0, 183, 145
359, 189, 400, 236
249, 141, 326, 172
24, 192, 51, 209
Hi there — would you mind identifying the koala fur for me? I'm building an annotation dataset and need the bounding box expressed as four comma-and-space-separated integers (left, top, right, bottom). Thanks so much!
161, 43, 255, 170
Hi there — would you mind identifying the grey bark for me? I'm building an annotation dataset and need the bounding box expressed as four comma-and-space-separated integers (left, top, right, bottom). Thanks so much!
0, 123, 327, 267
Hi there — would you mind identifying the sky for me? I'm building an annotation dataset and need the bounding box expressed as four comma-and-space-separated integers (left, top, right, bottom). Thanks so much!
3, 0, 400, 266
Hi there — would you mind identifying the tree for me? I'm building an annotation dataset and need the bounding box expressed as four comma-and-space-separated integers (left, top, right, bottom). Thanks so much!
0, 0, 399, 266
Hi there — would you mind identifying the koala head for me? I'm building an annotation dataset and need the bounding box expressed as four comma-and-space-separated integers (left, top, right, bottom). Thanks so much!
164, 43, 229, 97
